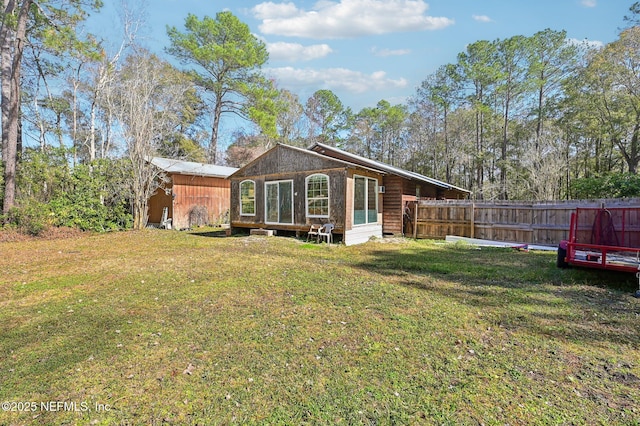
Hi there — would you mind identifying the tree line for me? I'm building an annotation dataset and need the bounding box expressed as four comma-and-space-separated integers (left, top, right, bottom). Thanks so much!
1, 1, 639, 234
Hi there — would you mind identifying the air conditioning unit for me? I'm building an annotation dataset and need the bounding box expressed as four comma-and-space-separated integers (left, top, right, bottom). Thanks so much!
379, 186, 385, 193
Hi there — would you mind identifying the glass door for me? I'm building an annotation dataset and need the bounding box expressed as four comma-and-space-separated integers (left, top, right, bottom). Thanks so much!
265, 180, 293, 224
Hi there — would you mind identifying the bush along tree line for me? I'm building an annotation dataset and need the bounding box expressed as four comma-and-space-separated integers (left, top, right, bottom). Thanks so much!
1, 2, 639, 235
6, 148, 132, 234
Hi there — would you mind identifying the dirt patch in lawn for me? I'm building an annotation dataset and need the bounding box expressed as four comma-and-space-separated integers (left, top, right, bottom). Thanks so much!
0, 226, 86, 242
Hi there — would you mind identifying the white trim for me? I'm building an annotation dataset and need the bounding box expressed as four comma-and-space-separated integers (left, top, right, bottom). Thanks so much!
344, 224, 382, 245
265, 179, 294, 225
239, 180, 256, 216
305, 173, 330, 219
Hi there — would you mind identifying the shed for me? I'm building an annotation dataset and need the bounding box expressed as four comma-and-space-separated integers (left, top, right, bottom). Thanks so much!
149, 157, 238, 230
229, 144, 469, 245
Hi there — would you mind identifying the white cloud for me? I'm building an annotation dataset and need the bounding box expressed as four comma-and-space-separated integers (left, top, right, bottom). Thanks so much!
265, 66, 408, 93
567, 37, 604, 49
581, 0, 597, 7
267, 41, 333, 61
252, 2, 301, 19
371, 47, 412, 57
472, 14, 492, 23
252, 0, 455, 39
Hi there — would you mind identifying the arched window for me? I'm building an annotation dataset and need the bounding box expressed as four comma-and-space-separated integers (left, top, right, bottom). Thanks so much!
306, 174, 329, 218
240, 180, 255, 216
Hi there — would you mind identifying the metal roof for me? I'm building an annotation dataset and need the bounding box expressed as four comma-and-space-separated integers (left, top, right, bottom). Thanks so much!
309, 142, 470, 194
151, 157, 238, 178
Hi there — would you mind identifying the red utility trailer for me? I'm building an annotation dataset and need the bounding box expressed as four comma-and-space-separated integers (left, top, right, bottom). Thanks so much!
558, 207, 640, 273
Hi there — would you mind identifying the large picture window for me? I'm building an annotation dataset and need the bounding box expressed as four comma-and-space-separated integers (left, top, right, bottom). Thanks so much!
306, 174, 329, 218
354, 175, 378, 225
240, 180, 255, 216
265, 180, 293, 224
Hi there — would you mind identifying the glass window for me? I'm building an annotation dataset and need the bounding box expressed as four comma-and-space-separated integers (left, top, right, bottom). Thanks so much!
266, 183, 279, 223
306, 174, 329, 218
354, 175, 378, 225
354, 176, 366, 225
279, 181, 293, 223
240, 180, 255, 216
368, 178, 378, 223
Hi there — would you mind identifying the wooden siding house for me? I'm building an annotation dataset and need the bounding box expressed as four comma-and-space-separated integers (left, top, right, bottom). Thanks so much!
148, 157, 238, 230
229, 144, 469, 245
309, 143, 470, 236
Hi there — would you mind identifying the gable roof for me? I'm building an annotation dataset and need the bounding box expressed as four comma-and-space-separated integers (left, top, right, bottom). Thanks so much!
309, 142, 470, 194
229, 143, 384, 179
151, 157, 238, 178
229, 143, 470, 195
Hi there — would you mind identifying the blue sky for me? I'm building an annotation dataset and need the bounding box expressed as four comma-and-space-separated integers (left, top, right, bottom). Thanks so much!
89, 0, 630, 131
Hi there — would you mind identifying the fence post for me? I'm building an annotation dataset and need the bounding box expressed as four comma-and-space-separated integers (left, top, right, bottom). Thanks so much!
470, 202, 475, 239
413, 201, 418, 239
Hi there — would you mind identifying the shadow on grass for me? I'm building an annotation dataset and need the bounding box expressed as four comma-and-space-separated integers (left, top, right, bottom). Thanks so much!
354, 243, 640, 346
187, 229, 228, 238
0, 307, 127, 386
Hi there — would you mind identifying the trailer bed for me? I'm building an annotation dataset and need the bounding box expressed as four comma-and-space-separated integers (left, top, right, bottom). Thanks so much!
559, 207, 640, 273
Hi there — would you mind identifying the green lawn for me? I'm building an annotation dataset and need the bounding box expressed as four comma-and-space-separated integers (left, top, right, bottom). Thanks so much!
1, 230, 639, 425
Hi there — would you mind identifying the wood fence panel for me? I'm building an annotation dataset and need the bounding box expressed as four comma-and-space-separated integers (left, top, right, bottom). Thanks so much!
413, 201, 472, 239
412, 198, 640, 246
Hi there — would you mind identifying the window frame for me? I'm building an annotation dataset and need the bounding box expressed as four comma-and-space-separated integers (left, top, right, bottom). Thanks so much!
305, 174, 330, 219
239, 180, 256, 216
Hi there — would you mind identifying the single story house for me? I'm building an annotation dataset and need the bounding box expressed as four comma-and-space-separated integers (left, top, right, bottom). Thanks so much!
229, 143, 469, 245
149, 157, 238, 230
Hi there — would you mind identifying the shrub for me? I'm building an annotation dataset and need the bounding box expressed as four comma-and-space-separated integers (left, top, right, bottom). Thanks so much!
6, 200, 52, 236
188, 205, 209, 227
49, 160, 132, 232
571, 172, 640, 199
8, 152, 133, 233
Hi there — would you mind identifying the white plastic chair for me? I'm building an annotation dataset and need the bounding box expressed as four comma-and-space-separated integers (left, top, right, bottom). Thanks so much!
307, 224, 321, 242
161, 207, 172, 229
317, 223, 334, 244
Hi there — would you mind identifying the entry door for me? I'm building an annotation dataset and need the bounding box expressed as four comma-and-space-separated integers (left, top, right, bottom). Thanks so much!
265, 180, 293, 224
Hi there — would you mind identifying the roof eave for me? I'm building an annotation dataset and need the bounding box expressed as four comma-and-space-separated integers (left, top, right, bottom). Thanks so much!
310, 143, 469, 193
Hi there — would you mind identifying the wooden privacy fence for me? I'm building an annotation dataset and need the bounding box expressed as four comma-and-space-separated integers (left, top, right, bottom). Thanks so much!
407, 198, 640, 246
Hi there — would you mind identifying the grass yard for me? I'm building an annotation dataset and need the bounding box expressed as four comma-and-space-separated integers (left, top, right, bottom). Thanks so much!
1, 229, 639, 425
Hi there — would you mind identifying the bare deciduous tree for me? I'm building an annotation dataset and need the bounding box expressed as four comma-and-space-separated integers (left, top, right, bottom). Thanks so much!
108, 49, 194, 229
520, 126, 567, 200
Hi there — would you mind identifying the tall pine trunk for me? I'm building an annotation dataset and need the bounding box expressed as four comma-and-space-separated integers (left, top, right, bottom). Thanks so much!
209, 94, 223, 164
1, 0, 31, 216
